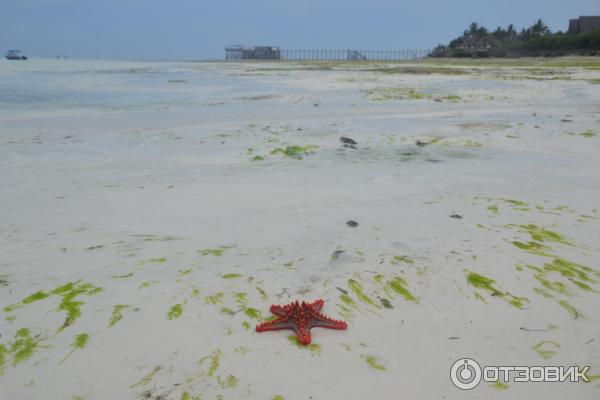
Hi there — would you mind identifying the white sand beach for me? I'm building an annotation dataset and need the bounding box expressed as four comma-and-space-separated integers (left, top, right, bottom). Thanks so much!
1, 58, 599, 399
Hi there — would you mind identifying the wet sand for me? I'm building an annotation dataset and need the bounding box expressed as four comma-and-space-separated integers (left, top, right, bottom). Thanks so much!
1, 58, 600, 399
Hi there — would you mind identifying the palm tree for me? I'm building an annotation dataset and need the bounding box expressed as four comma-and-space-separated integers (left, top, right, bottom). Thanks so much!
493, 27, 507, 40
530, 19, 551, 37
468, 22, 480, 36
507, 24, 517, 38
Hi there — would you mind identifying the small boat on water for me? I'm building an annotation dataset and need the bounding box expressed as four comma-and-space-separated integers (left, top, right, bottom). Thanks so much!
5, 50, 28, 60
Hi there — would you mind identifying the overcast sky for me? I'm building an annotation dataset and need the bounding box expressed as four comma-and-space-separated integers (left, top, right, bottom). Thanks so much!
1, 0, 599, 59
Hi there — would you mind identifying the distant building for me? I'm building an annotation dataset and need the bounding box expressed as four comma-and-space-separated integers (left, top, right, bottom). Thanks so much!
347, 50, 367, 60
568, 16, 600, 34
225, 45, 281, 60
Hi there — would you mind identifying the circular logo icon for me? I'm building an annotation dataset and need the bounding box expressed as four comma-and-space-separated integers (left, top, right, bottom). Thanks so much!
450, 358, 482, 390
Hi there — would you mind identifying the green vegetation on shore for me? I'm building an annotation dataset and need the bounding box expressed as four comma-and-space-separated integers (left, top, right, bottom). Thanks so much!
431, 20, 600, 58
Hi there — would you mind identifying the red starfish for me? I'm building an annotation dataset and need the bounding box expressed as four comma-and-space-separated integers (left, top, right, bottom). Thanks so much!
255, 299, 347, 345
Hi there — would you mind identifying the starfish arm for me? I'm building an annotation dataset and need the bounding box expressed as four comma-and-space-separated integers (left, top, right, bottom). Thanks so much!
309, 312, 348, 330
269, 304, 289, 316
255, 316, 296, 332
308, 299, 324, 312
296, 331, 312, 345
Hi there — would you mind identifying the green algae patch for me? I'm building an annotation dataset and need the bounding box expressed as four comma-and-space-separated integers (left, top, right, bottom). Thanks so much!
204, 292, 224, 305
287, 335, 321, 355
10, 328, 47, 366
242, 321, 251, 330
558, 300, 583, 319
4, 281, 102, 333
442, 95, 461, 101
365, 86, 430, 101
508, 296, 527, 309
251, 155, 265, 161
487, 205, 498, 213
391, 255, 414, 265
578, 214, 598, 223
200, 350, 222, 377
489, 381, 509, 390
181, 392, 203, 400
0, 344, 7, 374
53, 281, 103, 332
339, 292, 357, 305
138, 281, 157, 289
217, 374, 239, 388
198, 246, 231, 257
220, 307, 235, 316
4, 290, 50, 312
532, 340, 560, 359
130, 365, 161, 388
463, 140, 483, 148
512, 241, 551, 256
60, 333, 89, 364
466, 271, 503, 296
534, 274, 573, 296
138, 257, 167, 265
109, 304, 129, 327
544, 257, 598, 282
272, 396, 285, 400
22, 291, 50, 305
336, 303, 355, 320
244, 307, 262, 320
199, 248, 224, 257
234, 292, 248, 308
255, 286, 268, 300
570, 279, 595, 291
508, 224, 572, 246
363, 355, 386, 371
385, 277, 416, 302
222, 273, 243, 279
270, 145, 318, 160
348, 279, 380, 308
533, 287, 554, 298
168, 304, 183, 320
580, 130, 596, 138
465, 270, 526, 308
474, 291, 487, 303
234, 346, 249, 355
501, 199, 529, 207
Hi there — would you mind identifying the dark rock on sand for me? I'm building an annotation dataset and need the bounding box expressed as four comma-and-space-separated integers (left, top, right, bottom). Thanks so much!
331, 249, 346, 260
340, 137, 358, 146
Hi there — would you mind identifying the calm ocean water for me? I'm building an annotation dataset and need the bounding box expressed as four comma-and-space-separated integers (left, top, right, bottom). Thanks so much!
0, 58, 281, 116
